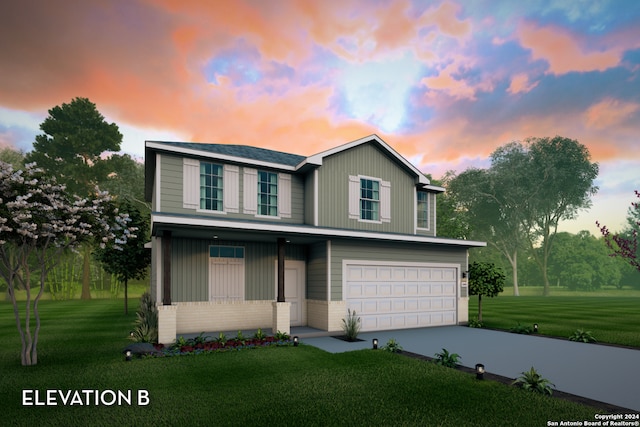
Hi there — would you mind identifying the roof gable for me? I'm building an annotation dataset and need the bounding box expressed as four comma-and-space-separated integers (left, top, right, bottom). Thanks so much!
300, 134, 433, 187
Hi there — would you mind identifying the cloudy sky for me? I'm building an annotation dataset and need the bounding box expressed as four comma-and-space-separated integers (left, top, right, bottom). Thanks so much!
1, 0, 638, 234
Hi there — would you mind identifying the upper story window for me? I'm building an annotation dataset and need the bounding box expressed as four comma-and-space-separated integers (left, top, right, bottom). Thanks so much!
417, 191, 429, 229
348, 175, 390, 223
258, 171, 278, 216
200, 162, 223, 211
360, 178, 380, 221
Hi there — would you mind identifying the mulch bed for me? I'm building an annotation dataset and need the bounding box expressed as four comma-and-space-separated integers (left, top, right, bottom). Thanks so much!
399, 350, 636, 413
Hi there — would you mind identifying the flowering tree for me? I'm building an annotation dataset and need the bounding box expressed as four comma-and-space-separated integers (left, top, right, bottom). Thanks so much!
597, 190, 640, 272
0, 161, 131, 366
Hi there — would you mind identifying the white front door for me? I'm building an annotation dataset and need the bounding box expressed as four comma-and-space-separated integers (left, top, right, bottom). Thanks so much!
275, 260, 305, 326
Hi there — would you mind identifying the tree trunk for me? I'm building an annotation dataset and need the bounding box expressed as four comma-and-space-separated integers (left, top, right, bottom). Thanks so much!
511, 249, 520, 296
124, 279, 128, 315
81, 246, 91, 300
478, 294, 483, 323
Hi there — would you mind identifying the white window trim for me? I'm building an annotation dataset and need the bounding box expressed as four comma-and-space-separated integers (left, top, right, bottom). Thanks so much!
416, 190, 430, 231
349, 174, 390, 224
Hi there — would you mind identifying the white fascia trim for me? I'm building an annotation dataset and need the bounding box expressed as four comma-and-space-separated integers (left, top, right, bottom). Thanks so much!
151, 213, 487, 247
155, 153, 161, 211
302, 134, 430, 185
146, 141, 297, 171
326, 240, 332, 301
313, 169, 319, 226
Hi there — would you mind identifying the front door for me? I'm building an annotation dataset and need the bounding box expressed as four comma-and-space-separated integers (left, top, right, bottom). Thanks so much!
275, 260, 305, 326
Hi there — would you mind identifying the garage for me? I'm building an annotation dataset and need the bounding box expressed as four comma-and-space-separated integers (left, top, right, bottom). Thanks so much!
344, 262, 459, 331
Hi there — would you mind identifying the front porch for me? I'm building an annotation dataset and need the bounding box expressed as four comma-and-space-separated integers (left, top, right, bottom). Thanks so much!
157, 299, 346, 345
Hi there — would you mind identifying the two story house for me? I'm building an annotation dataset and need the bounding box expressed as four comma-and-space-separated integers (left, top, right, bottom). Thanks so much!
144, 135, 485, 344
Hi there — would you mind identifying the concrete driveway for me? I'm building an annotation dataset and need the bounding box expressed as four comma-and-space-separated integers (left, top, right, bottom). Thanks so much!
299, 326, 640, 411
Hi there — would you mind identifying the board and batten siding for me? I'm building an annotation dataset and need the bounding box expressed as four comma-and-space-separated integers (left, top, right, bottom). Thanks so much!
168, 238, 306, 302
316, 143, 417, 234
307, 241, 328, 300
328, 239, 467, 301
158, 153, 305, 224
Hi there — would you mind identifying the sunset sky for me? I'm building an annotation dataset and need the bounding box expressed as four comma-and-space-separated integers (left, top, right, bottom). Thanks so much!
1, 0, 638, 235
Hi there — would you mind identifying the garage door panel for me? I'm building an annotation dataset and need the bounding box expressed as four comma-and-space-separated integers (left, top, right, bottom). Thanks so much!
379, 284, 392, 296
347, 284, 363, 297
346, 263, 458, 332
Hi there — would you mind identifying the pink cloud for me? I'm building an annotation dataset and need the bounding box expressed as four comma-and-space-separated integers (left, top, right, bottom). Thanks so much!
518, 22, 621, 74
584, 98, 640, 130
507, 73, 539, 94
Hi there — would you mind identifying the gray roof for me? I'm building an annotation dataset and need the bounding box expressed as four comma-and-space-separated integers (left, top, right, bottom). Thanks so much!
155, 141, 306, 167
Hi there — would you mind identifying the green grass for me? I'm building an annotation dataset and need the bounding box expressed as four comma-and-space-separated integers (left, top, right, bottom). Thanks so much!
470, 295, 640, 347
0, 299, 603, 426
501, 286, 640, 297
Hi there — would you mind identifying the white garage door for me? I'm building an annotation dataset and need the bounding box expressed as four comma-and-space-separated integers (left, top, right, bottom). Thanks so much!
345, 262, 458, 331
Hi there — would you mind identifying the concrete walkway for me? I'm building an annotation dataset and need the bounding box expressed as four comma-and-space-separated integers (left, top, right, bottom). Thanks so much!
298, 326, 640, 411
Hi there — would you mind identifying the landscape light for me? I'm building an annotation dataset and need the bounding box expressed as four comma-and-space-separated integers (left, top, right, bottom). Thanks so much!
475, 363, 485, 380
533, 324, 538, 333
293, 336, 299, 347
372, 338, 378, 350
125, 350, 132, 362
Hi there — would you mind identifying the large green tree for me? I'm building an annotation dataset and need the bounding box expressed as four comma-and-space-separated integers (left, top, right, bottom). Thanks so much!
522, 136, 599, 295
447, 144, 532, 296
450, 137, 598, 296
25, 97, 123, 299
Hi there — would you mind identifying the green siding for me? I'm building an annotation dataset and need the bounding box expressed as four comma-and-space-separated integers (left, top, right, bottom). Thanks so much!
169, 238, 306, 302
329, 239, 467, 300
304, 171, 315, 225
307, 241, 327, 300
158, 153, 305, 224
317, 144, 416, 233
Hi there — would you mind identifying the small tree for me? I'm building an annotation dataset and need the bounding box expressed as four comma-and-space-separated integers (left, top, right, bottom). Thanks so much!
95, 201, 150, 314
469, 261, 505, 322
597, 190, 640, 272
0, 161, 130, 366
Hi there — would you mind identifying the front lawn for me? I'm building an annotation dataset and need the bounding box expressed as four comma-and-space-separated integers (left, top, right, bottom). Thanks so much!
469, 295, 640, 347
0, 300, 608, 426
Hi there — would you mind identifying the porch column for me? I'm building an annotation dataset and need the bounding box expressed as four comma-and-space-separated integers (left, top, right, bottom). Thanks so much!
277, 237, 285, 302
162, 230, 172, 305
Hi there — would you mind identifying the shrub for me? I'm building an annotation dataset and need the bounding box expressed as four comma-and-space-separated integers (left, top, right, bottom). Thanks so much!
274, 330, 290, 341
214, 332, 228, 345
468, 317, 483, 328
510, 323, 533, 335
382, 338, 403, 353
568, 329, 597, 343
434, 348, 461, 368
130, 292, 158, 343
512, 367, 555, 396
253, 328, 266, 341
341, 309, 361, 342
